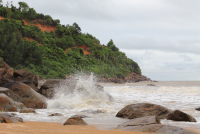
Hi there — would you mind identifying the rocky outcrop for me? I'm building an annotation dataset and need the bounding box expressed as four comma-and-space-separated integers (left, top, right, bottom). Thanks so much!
166, 110, 196, 122
0, 113, 23, 123
98, 73, 151, 83
0, 81, 47, 109
116, 103, 171, 119
117, 116, 196, 134
63, 117, 88, 125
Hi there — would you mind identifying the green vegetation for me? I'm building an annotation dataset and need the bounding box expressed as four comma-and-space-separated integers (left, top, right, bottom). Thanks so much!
0, 1, 141, 79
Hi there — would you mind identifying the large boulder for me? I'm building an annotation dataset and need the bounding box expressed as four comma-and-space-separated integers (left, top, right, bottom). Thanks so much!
63, 117, 88, 125
0, 81, 47, 109
0, 113, 23, 123
116, 103, 171, 119
166, 110, 197, 122
13, 69, 38, 87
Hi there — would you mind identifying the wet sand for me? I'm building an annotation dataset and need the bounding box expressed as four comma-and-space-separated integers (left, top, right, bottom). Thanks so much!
0, 121, 151, 134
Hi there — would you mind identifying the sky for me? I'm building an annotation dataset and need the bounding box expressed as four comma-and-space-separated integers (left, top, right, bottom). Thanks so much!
2, 0, 200, 81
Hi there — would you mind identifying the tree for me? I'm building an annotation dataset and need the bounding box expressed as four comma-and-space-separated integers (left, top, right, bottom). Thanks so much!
18, 2, 29, 11
107, 39, 119, 51
0, 0, 3, 6
73, 22, 81, 34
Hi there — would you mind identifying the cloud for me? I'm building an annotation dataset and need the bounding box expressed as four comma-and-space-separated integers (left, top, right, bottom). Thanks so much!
3, 0, 200, 80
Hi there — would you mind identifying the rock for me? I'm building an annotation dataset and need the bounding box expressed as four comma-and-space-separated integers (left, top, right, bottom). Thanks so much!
0, 93, 26, 112
20, 108, 36, 113
117, 116, 196, 134
155, 125, 197, 134
13, 69, 38, 87
0, 113, 23, 123
0, 68, 14, 80
63, 117, 87, 125
70, 115, 89, 118
117, 116, 160, 129
49, 113, 63, 116
146, 84, 155, 86
119, 124, 196, 134
166, 110, 197, 122
116, 103, 171, 119
40, 79, 64, 98
0, 94, 17, 112
195, 107, 200, 111
0, 81, 47, 109
22, 81, 40, 93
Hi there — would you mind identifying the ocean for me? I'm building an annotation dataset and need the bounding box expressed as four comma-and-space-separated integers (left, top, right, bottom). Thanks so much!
14, 74, 200, 131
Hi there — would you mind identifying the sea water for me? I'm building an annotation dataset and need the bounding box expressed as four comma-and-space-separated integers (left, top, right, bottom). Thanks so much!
14, 74, 200, 131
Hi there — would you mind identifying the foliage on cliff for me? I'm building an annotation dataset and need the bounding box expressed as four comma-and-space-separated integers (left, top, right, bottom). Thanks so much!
0, 1, 141, 79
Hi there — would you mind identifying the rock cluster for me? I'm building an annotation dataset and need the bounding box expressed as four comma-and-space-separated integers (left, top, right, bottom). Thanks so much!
116, 103, 197, 134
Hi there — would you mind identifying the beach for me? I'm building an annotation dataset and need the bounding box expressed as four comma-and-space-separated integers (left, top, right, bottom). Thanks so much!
1, 79, 200, 133
0, 121, 150, 134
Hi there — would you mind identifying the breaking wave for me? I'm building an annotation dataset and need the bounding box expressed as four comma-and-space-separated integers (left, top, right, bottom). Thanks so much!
47, 73, 113, 110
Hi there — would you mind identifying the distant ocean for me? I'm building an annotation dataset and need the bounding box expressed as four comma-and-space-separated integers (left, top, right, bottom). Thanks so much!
14, 75, 200, 131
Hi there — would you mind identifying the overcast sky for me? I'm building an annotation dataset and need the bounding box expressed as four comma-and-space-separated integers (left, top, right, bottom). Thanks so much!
3, 0, 200, 81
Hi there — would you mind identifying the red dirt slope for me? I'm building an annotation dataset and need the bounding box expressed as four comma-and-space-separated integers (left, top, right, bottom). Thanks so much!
22, 19, 56, 32
65, 44, 90, 55
24, 37, 41, 45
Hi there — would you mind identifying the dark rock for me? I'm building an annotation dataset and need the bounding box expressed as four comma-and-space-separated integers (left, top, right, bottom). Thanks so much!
117, 116, 160, 129
49, 113, 63, 116
195, 107, 200, 111
20, 108, 36, 113
0, 113, 23, 123
63, 117, 87, 125
116, 103, 171, 119
70, 115, 89, 118
13, 69, 38, 87
0, 81, 47, 109
166, 110, 196, 122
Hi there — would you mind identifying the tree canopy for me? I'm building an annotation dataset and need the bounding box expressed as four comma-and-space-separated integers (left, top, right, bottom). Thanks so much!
0, 1, 141, 79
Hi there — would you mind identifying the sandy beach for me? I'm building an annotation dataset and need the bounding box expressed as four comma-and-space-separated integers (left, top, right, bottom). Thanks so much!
0, 121, 151, 134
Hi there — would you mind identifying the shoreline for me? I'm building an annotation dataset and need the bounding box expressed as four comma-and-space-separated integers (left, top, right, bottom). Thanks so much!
0, 121, 151, 134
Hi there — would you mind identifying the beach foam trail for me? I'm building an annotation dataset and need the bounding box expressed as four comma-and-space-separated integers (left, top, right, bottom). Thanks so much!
47, 73, 113, 111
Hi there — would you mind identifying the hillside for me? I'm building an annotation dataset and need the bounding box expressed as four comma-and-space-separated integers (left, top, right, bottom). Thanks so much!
0, 1, 144, 81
